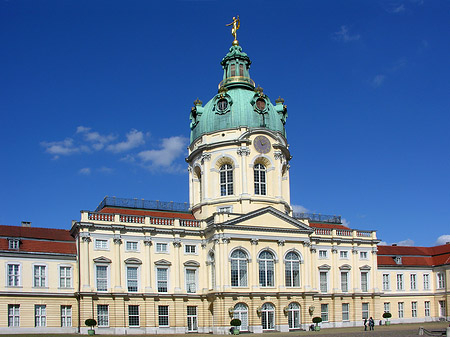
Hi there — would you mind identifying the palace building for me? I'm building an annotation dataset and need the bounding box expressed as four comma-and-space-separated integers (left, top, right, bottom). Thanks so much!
0, 32, 449, 334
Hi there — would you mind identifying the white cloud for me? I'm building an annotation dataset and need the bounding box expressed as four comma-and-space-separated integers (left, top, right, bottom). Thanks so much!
40, 138, 90, 159
138, 136, 188, 167
291, 204, 309, 214
79, 167, 91, 175
332, 25, 361, 42
107, 129, 145, 153
98, 166, 114, 174
436, 234, 450, 246
341, 218, 350, 227
76, 125, 116, 150
378, 241, 388, 246
372, 74, 386, 87
396, 239, 415, 246
388, 4, 405, 13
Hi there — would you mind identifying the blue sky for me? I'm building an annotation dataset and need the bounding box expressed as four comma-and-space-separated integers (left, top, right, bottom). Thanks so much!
1, 1, 449, 247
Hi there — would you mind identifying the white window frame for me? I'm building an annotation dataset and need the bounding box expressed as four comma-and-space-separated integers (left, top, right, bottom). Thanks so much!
59, 265, 72, 288
230, 249, 248, 287
156, 267, 169, 293
423, 273, 430, 290
321, 303, 329, 322
411, 301, 417, 317
6, 263, 21, 287
35, 304, 46, 327
318, 250, 328, 259
362, 302, 369, 319
384, 302, 390, 313
341, 271, 349, 292
219, 163, 234, 196
128, 305, 140, 327
360, 251, 368, 259
95, 265, 109, 292
437, 272, 445, 289
8, 239, 19, 250
382, 273, 390, 290
218, 206, 233, 213
33, 264, 47, 288
187, 306, 198, 332
158, 305, 169, 327
410, 274, 417, 290
342, 303, 350, 321
61, 305, 72, 327
94, 239, 109, 250
285, 251, 301, 287
97, 304, 109, 327
126, 265, 139, 292
184, 244, 197, 254
361, 271, 369, 292
185, 268, 197, 293
319, 271, 328, 293
397, 274, 404, 290
156, 242, 168, 253
339, 250, 349, 259
258, 250, 275, 287
424, 301, 430, 317
398, 302, 404, 318
125, 241, 139, 252
254, 163, 267, 195
8, 304, 20, 327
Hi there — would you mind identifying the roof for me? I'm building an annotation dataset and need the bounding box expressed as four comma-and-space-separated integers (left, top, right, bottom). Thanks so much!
0, 225, 76, 255
377, 244, 450, 267
309, 222, 351, 230
99, 207, 196, 220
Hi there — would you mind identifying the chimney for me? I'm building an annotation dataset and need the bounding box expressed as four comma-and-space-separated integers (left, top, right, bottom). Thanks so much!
21, 221, 31, 227
392, 244, 397, 246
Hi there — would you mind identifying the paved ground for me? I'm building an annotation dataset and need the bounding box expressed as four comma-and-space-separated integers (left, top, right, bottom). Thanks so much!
6, 322, 450, 337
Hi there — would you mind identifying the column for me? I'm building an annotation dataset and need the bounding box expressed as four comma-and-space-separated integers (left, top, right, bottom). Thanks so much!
201, 153, 211, 200
274, 151, 284, 198
214, 237, 222, 291
310, 245, 317, 291
352, 248, 358, 292
113, 237, 123, 290
277, 240, 285, 291
237, 146, 250, 195
144, 237, 153, 292
81, 236, 91, 291
188, 166, 194, 207
222, 237, 231, 289
331, 246, 338, 293
250, 238, 259, 290
173, 239, 182, 293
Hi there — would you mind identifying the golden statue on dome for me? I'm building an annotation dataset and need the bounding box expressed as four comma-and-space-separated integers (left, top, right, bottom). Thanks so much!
226, 16, 240, 46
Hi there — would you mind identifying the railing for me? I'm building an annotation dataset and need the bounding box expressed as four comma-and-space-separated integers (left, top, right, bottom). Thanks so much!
88, 212, 114, 221
293, 212, 341, 224
120, 215, 145, 224
314, 228, 332, 235
180, 219, 201, 227
149, 217, 174, 226
95, 196, 189, 213
336, 229, 352, 236
357, 230, 372, 237
218, 76, 255, 89
313, 228, 374, 239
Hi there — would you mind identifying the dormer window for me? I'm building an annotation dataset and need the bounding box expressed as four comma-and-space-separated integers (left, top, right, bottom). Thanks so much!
394, 256, 402, 264
8, 239, 19, 250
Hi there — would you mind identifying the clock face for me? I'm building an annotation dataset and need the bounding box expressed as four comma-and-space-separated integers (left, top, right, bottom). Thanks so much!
254, 135, 271, 154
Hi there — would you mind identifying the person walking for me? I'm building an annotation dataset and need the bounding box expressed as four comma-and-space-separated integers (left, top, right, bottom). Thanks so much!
369, 317, 375, 330
364, 318, 368, 331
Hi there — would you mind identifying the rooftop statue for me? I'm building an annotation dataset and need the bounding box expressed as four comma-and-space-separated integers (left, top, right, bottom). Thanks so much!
226, 16, 240, 46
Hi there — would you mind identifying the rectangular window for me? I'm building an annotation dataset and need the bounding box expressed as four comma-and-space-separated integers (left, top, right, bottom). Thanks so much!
362, 303, 369, 319
218, 206, 232, 213
320, 304, 328, 322
97, 305, 109, 327
156, 243, 168, 253
320, 271, 328, 293
230, 64, 236, 77
128, 305, 139, 327
157, 268, 168, 293
423, 274, 430, 290
340, 251, 348, 259
342, 303, 349, 321
8, 304, 19, 327
60, 266, 72, 288
35, 305, 46, 327
318, 250, 328, 259
34, 265, 46, 287
410, 274, 417, 290
411, 301, 417, 317
437, 273, 445, 289
383, 274, 390, 290
61, 305, 72, 327
95, 239, 108, 249
186, 269, 196, 293
8, 239, 19, 249
185, 244, 196, 254
360, 251, 368, 259
126, 241, 138, 251
239, 64, 244, 77
341, 271, 348, 292
397, 274, 404, 290
127, 266, 138, 292
158, 305, 169, 327
7, 264, 20, 286
424, 301, 430, 317
187, 306, 198, 332
384, 302, 390, 313
361, 272, 368, 292
96, 265, 108, 291
398, 302, 404, 318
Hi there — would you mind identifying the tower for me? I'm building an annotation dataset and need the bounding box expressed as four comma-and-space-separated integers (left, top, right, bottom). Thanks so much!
187, 37, 291, 219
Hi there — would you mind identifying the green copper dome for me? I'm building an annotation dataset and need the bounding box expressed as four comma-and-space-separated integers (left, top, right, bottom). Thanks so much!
189, 45, 288, 143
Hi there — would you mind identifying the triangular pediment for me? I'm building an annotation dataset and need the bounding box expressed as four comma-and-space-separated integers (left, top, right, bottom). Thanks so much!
220, 206, 313, 233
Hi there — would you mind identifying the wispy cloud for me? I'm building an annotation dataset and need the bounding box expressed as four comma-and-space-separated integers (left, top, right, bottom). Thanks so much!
76, 126, 116, 150
106, 129, 145, 153
436, 234, 450, 246
138, 136, 188, 169
332, 25, 361, 42
40, 138, 90, 159
371, 74, 386, 87
291, 204, 309, 214
396, 238, 415, 246
98, 166, 114, 174
79, 167, 91, 175
387, 4, 406, 13
341, 218, 350, 227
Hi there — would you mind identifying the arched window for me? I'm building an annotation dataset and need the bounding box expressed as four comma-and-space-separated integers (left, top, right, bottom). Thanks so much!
261, 303, 275, 330
285, 251, 300, 287
258, 251, 275, 287
233, 303, 248, 332
208, 252, 215, 289
287, 302, 301, 329
220, 164, 233, 196
231, 250, 248, 287
254, 163, 266, 195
